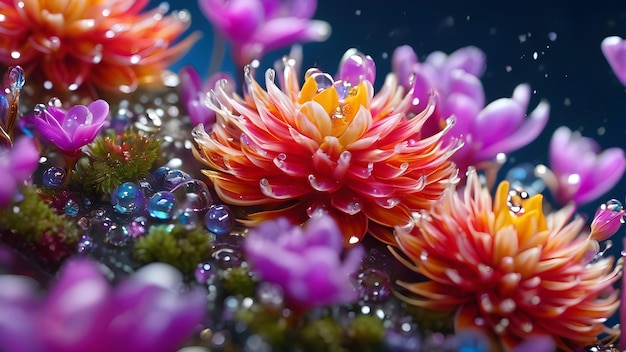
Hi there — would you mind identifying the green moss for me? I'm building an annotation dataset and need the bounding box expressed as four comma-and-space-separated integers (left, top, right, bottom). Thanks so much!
0, 185, 79, 244
406, 305, 454, 332
236, 303, 291, 348
299, 318, 345, 352
222, 266, 256, 297
134, 224, 213, 275
345, 314, 385, 351
74, 128, 160, 196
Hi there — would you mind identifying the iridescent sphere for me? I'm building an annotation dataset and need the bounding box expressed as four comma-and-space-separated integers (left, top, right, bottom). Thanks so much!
111, 182, 145, 214
148, 191, 176, 220
357, 268, 392, 302
505, 163, 546, 196
42, 166, 66, 187
204, 204, 235, 235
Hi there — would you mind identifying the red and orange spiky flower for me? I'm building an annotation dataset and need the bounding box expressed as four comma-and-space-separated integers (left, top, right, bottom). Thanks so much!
192, 56, 458, 246
393, 170, 621, 351
0, 0, 198, 96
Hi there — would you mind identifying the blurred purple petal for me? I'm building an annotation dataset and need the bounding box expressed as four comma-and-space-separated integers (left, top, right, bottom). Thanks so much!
601, 36, 626, 86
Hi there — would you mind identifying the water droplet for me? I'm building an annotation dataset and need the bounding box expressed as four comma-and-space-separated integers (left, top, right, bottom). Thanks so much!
8, 66, 24, 93
111, 182, 145, 214
105, 224, 131, 246
211, 244, 242, 269
33, 103, 47, 116
148, 191, 176, 220
204, 204, 235, 235
64, 199, 79, 217
42, 166, 66, 187
357, 268, 392, 302
312, 72, 334, 91
505, 163, 546, 196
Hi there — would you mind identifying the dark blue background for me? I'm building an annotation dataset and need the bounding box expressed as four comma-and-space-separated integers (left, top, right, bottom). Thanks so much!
156, 0, 626, 217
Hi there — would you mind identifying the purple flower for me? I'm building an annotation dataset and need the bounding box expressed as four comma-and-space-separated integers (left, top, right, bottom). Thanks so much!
178, 66, 235, 128
392, 45, 549, 175
601, 36, 626, 86
199, 0, 331, 67
244, 213, 364, 310
590, 200, 625, 241
0, 258, 205, 352
34, 100, 109, 157
548, 126, 626, 206
0, 136, 39, 208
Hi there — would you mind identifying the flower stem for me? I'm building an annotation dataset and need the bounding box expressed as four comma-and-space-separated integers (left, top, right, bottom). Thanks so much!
208, 32, 226, 79
62, 155, 79, 188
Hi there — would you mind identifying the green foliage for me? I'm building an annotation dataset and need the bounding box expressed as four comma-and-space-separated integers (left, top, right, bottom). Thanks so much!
74, 128, 160, 196
345, 314, 385, 352
222, 266, 256, 297
0, 185, 79, 244
299, 318, 345, 352
406, 305, 454, 332
134, 224, 213, 275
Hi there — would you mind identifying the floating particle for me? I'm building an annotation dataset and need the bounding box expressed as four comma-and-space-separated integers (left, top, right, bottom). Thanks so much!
548, 31, 558, 41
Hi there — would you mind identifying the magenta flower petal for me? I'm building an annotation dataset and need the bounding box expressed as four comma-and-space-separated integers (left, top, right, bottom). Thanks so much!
549, 126, 626, 205
244, 214, 363, 310
474, 93, 549, 160
391, 45, 419, 89
443, 46, 486, 78
472, 98, 525, 148
601, 36, 626, 86
0, 136, 39, 208
590, 200, 625, 241
34, 100, 108, 156
448, 69, 485, 108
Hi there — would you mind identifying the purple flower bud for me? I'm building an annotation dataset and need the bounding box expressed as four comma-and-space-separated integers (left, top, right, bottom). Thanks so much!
590, 199, 624, 241
601, 36, 626, 86
338, 48, 376, 86
0, 136, 39, 208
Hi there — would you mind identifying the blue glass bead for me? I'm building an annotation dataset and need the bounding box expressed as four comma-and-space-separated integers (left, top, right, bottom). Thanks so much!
177, 209, 198, 227
105, 225, 131, 247
211, 244, 242, 269
127, 216, 148, 238
42, 167, 66, 187
8, 66, 25, 93
0, 94, 7, 122
111, 182, 145, 214
64, 199, 80, 217
505, 163, 545, 197
137, 174, 157, 198
148, 191, 176, 220
162, 169, 191, 191
153, 166, 171, 185
204, 204, 235, 235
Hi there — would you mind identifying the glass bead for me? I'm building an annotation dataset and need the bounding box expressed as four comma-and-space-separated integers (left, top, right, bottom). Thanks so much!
171, 179, 212, 212
357, 268, 392, 302
42, 166, 66, 187
105, 224, 131, 247
162, 169, 191, 191
204, 204, 235, 235
148, 191, 176, 220
111, 182, 145, 214
195, 262, 217, 284
137, 174, 157, 198
176, 209, 198, 227
64, 199, 80, 217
